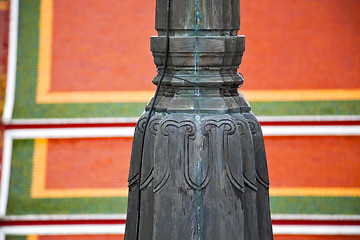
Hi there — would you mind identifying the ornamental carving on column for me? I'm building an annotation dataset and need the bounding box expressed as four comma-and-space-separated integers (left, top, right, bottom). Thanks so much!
125, 1, 273, 239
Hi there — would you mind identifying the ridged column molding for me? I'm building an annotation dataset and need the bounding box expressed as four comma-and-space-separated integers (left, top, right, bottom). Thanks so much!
125, 1, 274, 239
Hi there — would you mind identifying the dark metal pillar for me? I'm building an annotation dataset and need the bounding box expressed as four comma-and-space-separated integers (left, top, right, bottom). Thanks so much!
125, 0, 273, 239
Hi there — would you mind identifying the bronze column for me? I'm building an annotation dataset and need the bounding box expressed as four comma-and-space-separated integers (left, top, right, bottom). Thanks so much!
125, 0, 273, 239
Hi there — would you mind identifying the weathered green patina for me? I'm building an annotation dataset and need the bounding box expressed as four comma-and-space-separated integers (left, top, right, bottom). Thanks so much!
125, 0, 273, 239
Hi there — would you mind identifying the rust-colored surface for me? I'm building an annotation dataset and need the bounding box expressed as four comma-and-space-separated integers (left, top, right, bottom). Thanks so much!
51, 0, 157, 92
240, 0, 360, 90
0, 4, 9, 115
46, 138, 132, 189
44, 136, 360, 190
0, 9, 8, 72
266, 136, 360, 188
48, 0, 360, 92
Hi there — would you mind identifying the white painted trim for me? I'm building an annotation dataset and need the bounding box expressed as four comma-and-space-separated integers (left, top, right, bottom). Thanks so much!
5, 127, 135, 139
2, 214, 127, 221
272, 225, 360, 235
3, 214, 360, 221
0, 224, 125, 235
262, 125, 360, 136
272, 214, 360, 221
2, 0, 19, 123
7, 115, 360, 125
9, 117, 140, 125
0, 233, 4, 240
258, 115, 360, 122
3, 126, 360, 140
0, 224, 359, 236
0, 131, 14, 216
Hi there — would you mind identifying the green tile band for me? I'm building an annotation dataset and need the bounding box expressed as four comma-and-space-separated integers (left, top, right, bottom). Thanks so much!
270, 196, 360, 215
251, 101, 360, 116
6, 236, 26, 240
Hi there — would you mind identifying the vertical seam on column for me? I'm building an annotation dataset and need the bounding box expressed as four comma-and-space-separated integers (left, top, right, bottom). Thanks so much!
194, 0, 201, 115
194, 3, 202, 239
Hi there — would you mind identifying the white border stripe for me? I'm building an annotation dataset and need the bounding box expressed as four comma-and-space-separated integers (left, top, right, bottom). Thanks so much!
2, 0, 19, 123
0, 131, 13, 216
272, 214, 360, 221
6, 115, 360, 125
0, 224, 359, 235
258, 115, 360, 122
5, 127, 135, 139
273, 225, 360, 235
2, 214, 360, 221
9, 117, 140, 125
3, 126, 360, 139
262, 126, 360, 136
0, 224, 125, 235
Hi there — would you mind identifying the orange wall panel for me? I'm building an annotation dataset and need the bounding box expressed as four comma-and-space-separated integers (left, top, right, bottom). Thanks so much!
46, 0, 360, 93
51, 0, 157, 92
240, 0, 360, 90
43, 136, 360, 190
46, 137, 132, 189
265, 136, 360, 188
